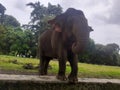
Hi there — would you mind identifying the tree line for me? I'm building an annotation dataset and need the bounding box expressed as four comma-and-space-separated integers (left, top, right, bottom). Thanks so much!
79, 40, 120, 66
0, 2, 120, 66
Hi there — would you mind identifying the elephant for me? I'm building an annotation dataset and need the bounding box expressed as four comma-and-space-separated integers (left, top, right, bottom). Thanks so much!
38, 8, 93, 83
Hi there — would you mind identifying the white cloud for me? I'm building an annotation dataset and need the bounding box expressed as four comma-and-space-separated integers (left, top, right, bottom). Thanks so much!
107, 0, 120, 24
14, 0, 26, 11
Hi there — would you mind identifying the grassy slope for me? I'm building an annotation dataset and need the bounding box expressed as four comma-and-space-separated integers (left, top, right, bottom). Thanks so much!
0, 55, 120, 79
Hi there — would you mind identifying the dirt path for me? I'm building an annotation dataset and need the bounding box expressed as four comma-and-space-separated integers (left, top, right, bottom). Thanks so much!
0, 74, 120, 84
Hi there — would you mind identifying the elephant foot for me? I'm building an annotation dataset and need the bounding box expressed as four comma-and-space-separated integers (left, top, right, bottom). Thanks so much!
68, 75, 78, 83
56, 75, 67, 81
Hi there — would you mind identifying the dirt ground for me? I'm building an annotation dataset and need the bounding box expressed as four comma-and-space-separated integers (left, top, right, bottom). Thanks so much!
0, 69, 37, 75
0, 73, 120, 84
0, 69, 120, 84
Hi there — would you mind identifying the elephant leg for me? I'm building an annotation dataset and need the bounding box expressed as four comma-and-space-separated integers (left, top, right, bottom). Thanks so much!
57, 58, 67, 81
39, 56, 51, 75
39, 56, 45, 75
57, 50, 67, 81
67, 51, 78, 83
43, 57, 51, 75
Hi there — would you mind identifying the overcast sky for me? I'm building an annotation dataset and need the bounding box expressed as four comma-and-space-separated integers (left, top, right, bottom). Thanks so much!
1, 0, 120, 47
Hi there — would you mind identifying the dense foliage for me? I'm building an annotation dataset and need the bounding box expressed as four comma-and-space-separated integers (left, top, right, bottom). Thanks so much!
0, 2, 62, 58
79, 40, 120, 66
0, 25, 36, 57
3, 15, 20, 27
0, 3, 120, 66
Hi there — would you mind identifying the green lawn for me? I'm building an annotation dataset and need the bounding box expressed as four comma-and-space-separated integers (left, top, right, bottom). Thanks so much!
0, 55, 120, 79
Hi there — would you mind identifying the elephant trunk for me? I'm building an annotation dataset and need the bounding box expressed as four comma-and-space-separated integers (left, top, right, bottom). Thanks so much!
72, 40, 88, 54
69, 16, 91, 54
72, 27, 89, 54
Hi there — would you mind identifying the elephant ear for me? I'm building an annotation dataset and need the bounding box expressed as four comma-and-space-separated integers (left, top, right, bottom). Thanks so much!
48, 19, 62, 32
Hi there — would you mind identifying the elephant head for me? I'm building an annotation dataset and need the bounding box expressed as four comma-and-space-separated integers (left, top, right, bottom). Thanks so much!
48, 8, 93, 54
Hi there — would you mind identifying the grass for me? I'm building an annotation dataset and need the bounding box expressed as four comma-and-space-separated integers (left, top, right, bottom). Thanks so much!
0, 55, 39, 72
0, 55, 120, 79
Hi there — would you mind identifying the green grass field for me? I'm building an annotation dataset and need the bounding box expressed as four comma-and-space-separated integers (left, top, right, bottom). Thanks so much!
0, 55, 120, 79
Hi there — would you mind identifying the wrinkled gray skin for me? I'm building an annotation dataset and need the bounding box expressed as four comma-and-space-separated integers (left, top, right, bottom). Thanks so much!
38, 8, 93, 83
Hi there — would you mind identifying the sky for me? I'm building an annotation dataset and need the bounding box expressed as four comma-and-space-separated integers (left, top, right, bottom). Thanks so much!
0, 0, 120, 47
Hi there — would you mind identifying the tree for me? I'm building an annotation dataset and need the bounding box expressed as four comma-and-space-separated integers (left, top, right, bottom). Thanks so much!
0, 3, 6, 15
47, 3, 62, 16
104, 43, 120, 65
79, 38, 96, 63
89, 43, 120, 66
0, 25, 36, 57
27, 2, 47, 24
0, 4, 20, 27
0, 3, 37, 57
0, 25, 6, 54
26, 1, 62, 44
0, 26, 17, 54
91, 44, 106, 64
9, 27, 36, 57
79, 40, 120, 66
0, 3, 6, 24
3, 15, 20, 27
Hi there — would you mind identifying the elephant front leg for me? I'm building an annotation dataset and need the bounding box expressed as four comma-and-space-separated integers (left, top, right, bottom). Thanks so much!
57, 57, 67, 81
39, 56, 51, 75
44, 57, 51, 75
39, 59, 44, 75
68, 54, 78, 83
